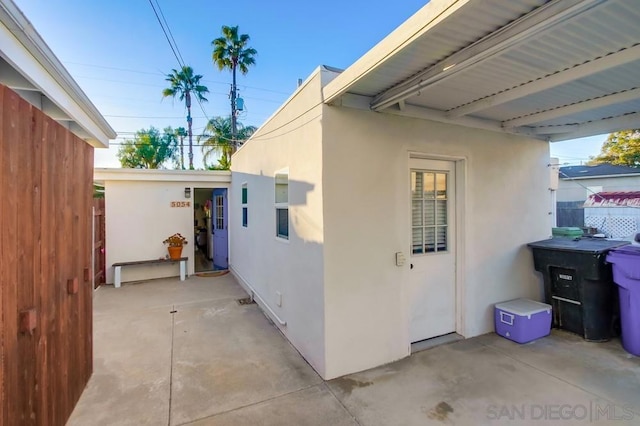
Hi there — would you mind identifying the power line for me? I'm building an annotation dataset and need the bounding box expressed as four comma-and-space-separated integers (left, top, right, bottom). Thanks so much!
105, 114, 207, 119
148, 0, 184, 70
245, 100, 323, 142
154, 0, 186, 68
65, 60, 291, 96
109, 141, 233, 147
150, 0, 213, 128
64, 61, 164, 76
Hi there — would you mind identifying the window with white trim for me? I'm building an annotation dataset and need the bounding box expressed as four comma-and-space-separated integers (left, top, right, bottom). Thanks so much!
275, 172, 289, 239
411, 170, 448, 254
241, 183, 248, 227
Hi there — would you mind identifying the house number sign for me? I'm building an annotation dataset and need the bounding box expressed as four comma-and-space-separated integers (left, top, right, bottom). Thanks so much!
170, 201, 191, 208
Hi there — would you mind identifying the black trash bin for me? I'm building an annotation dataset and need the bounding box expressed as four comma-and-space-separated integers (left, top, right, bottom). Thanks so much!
528, 238, 629, 341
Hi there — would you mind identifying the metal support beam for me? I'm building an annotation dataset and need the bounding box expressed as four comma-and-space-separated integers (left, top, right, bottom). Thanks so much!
370, 0, 605, 112
335, 93, 544, 139
545, 112, 640, 142
503, 87, 640, 128
448, 44, 640, 118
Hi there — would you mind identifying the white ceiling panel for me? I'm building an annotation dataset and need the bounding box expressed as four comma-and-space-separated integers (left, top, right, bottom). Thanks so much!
325, 0, 640, 142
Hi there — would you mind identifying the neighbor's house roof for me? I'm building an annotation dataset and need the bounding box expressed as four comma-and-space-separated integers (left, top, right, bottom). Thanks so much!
322, 0, 640, 142
560, 164, 640, 179
0, 0, 116, 147
584, 191, 640, 207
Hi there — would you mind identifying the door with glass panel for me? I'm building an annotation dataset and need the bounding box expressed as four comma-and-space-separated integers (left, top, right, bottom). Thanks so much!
409, 158, 456, 342
212, 188, 228, 269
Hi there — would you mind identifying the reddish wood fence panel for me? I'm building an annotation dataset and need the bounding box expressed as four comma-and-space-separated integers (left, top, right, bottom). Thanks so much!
1, 84, 94, 425
93, 198, 106, 288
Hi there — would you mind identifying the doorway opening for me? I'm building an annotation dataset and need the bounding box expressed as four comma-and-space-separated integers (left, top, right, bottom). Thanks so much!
408, 158, 457, 342
193, 188, 214, 273
193, 187, 229, 273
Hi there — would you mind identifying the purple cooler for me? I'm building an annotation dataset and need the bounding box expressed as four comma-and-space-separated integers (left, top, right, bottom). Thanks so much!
495, 299, 552, 343
606, 246, 640, 356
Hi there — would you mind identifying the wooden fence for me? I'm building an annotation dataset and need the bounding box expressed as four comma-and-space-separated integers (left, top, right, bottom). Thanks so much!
93, 198, 105, 288
1, 84, 94, 425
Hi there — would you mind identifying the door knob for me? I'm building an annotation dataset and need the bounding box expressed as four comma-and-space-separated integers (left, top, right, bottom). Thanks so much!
410, 264, 414, 269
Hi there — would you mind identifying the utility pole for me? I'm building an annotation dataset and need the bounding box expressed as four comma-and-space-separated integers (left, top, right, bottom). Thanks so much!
230, 74, 237, 151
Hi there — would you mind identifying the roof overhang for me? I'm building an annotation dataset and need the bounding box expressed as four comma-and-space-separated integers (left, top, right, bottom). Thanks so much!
323, 0, 640, 142
94, 168, 232, 183
0, 0, 116, 147
561, 173, 640, 180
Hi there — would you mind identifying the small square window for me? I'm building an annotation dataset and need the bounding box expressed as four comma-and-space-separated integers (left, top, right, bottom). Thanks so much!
275, 172, 289, 240
241, 183, 248, 227
276, 208, 288, 239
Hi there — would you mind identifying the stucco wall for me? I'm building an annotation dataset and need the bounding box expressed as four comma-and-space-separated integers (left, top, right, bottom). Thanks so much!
100, 171, 229, 284
321, 106, 551, 379
229, 68, 329, 376
557, 175, 640, 202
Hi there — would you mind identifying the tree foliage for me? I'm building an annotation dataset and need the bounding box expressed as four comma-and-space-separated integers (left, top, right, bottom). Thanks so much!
212, 25, 257, 152
589, 129, 640, 167
212, 25, 257, 75
162, 66, 209, 169
174, 127, 187, 170
117, 127, 177, 169
200, 116, 256, 169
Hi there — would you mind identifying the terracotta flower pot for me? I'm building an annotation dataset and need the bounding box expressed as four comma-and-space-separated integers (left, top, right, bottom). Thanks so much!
168, 246, 183, 260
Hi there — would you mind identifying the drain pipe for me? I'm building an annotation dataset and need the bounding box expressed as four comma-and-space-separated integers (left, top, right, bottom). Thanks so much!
249, 288, 287, 326
231, 266, 286, 326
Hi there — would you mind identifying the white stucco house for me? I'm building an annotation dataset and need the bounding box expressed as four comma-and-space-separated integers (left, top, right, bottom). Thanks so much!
94, 168, 231, 284
556, 163, 640, 228
228, 0, 640, 379
558, 164, 640, 203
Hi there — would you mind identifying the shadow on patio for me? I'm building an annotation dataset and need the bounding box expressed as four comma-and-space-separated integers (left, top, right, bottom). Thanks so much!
68, 275, 640, 426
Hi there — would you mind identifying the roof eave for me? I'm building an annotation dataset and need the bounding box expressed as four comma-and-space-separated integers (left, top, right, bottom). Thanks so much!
560, 173, 640, 180
322, 0, 469, 105
0, 0, 116, 147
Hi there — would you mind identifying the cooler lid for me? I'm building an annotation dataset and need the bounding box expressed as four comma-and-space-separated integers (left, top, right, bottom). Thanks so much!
495, 298, 551, 316
528, 238, 629, 254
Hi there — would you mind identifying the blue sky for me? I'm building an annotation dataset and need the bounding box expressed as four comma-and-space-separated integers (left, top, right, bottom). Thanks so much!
14, 0, 607, 168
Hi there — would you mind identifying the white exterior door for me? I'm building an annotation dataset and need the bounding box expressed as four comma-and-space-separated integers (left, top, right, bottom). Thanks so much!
409, 158, 456, 342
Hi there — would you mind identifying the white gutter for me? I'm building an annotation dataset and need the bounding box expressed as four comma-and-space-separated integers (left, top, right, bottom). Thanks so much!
560, 173, 640, 180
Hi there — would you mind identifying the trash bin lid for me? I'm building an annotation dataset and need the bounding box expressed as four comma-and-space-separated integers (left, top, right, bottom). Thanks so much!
608, 245, 640, 256
528, 238, 629, 254
606, 246, 640, 282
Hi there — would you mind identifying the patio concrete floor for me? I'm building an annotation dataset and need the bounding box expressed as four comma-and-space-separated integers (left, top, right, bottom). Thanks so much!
67, 274, 640, 425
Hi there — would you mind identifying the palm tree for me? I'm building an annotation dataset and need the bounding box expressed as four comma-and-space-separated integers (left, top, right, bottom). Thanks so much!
212, 26, 257, 152
200, 116, 256, 169
174, 127, 187, 170
162, 66, 209, 169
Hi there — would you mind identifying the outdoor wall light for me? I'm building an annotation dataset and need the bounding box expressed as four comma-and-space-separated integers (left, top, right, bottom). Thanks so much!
184, 187, 191, 199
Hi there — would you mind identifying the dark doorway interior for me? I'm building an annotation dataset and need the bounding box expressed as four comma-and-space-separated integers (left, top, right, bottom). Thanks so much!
193, 188, 214, 272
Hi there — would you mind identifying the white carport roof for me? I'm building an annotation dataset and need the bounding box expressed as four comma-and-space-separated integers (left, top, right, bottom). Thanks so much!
323, 0, 640, 142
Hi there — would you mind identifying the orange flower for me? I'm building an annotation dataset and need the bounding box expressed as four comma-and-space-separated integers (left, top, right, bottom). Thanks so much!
163, 233, 188, 247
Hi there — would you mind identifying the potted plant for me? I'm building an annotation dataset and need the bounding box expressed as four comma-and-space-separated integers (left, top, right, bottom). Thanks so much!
163, 233, 188, 259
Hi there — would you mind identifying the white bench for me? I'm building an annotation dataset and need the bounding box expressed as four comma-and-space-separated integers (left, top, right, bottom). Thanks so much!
112, 257, 187, 288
